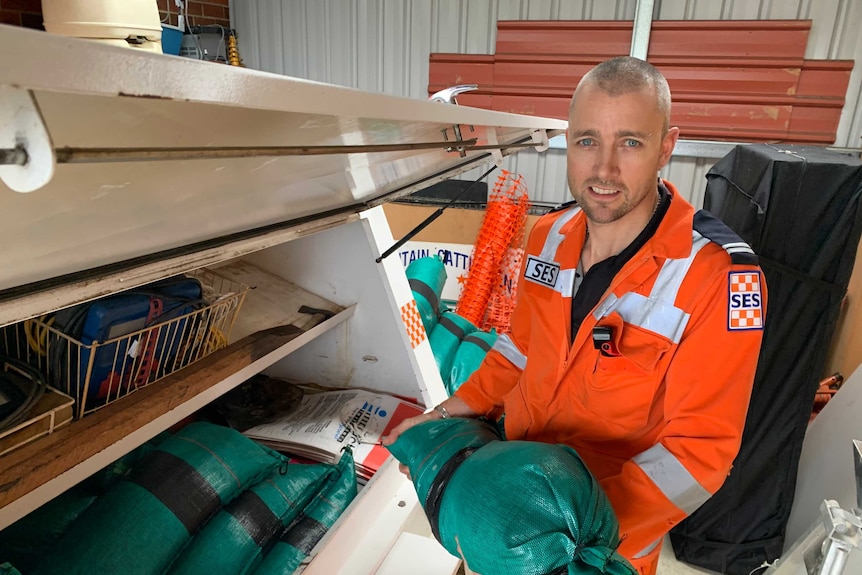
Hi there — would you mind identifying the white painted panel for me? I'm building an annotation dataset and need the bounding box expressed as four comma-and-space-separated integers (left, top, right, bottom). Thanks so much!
0, 25, 564, 291
558, 0, 590, 20
831, 0, 862, 149
769, 0, 806, 19
656, 0, 690, 19
464, 0, 497, 53
496, 0, 526, 20
249, 214, 445, 406
525, 0, 554, 20
660, 156, 722, 209
805, 0, 842, 58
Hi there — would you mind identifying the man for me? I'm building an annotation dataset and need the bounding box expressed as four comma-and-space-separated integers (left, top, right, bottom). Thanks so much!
384, 56, 765, 575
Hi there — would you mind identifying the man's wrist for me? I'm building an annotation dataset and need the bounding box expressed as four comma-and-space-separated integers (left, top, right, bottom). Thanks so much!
433, 404, 451, 419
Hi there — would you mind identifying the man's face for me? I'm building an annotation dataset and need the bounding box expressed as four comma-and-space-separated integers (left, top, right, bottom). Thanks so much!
566, 83, 679, 226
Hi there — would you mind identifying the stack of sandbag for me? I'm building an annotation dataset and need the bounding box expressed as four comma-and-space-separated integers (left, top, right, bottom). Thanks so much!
0, 435, 167, 572
405, 256, 447, 335
32, 422, 286, 575
428, 310, 477, 378
387, 418, 636, 575
404, 255, 498, 393
430, 312, 499, 395
446, 329, 497, 395
166, 459, 334, 575
11, 422, 358, 575
252, 450, 357, 575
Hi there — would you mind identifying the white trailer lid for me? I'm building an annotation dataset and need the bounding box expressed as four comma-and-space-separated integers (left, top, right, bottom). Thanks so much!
0, 24, 565, 294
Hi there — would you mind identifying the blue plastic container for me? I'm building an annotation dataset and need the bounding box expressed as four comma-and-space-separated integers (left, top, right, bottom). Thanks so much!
161, 25, 183, 56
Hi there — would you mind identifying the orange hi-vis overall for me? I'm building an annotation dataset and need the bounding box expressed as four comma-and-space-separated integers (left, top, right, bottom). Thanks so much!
455, 181, 765, 574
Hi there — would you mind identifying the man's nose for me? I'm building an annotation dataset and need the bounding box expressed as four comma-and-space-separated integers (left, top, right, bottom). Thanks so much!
595, 147, 620, 180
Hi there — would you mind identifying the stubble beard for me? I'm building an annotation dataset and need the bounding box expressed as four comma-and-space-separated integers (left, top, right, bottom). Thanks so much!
569, 177, 632, 224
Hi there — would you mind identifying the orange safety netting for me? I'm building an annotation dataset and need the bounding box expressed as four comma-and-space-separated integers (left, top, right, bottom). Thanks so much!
456, 170, 529, 332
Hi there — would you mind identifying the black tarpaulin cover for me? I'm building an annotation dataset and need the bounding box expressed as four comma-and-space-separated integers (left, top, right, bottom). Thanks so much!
669, 144, 862, 574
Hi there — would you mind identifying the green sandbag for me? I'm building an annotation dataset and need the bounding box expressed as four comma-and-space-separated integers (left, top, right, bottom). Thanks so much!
252, 450, 358, 575
429, 311, 477, 378
0, 485, 96, 572
33, 422, 286, 575
0, 437, 164, 572
0, 563, 23, 575
85, 432, 167, 492
406, 256, 447, 334
167, 461, 333, 575
447, 330, 498, 395
387, 419, 637, 575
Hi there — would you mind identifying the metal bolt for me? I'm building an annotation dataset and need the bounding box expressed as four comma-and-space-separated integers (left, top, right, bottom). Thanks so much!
0, 145, 28, 166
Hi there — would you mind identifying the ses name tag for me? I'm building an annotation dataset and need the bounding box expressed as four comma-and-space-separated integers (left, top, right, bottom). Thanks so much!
524, 255, 560, 288
728, 271, 763, 331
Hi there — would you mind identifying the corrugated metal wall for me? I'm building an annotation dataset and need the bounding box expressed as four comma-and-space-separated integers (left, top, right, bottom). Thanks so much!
232, 0, 862, 207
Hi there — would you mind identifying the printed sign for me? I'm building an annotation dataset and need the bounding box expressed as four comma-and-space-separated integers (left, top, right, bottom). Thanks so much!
399, 241, 521, 302
399, 241, 472, 301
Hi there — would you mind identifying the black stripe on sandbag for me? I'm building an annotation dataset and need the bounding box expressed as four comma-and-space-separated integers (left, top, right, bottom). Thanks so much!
226, 489, 283, 548
129, 450, 221, 533
437, 315, 466, 340
279, 513, 329, 555
425, 446, 478, 543
463, 334, 492, 353
409, 278, 440, 315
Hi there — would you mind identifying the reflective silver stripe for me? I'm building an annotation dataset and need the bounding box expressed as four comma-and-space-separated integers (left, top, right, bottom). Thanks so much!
592, 233, 710, 341
633, 443, 711, 515
633, 538, 661, 559
722, 241, 755, 256
592, 292, 690, 343
538, 206, 581, 261
554, 268, 576, 297
650, 233, 711, 301
491, 333, 527, 371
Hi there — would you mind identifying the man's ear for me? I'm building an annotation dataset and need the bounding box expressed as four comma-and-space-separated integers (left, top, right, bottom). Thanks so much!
659, 127, 680, 168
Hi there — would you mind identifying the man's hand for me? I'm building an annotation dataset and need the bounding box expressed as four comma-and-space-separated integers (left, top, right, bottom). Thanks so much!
382, 396, 479, 478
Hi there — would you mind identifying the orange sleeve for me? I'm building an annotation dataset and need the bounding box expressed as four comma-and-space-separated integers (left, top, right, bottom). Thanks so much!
601, 261, 766, 558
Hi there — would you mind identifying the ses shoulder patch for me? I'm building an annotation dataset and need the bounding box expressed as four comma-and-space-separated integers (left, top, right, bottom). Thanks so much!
728, 271, 764, 331
524, 255, 560, 288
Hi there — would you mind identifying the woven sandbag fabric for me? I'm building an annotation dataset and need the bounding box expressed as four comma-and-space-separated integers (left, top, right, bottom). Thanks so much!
32, 422, 285, 575
447, 330, 498, 394
0, 563, 22, 575
0, 436, 165, 571
429, 311, 478, 377
387, 419, 636, 575
0, 485, 96, 572
405, 255, 447, 334
167, 460, 333, 575
252, 449, 358, 575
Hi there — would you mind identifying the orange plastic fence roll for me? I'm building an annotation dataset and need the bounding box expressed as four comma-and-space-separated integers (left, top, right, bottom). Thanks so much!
456, 171, 529, 331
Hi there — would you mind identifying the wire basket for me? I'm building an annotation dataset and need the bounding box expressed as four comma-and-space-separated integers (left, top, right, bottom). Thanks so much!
0, 268, 249, 419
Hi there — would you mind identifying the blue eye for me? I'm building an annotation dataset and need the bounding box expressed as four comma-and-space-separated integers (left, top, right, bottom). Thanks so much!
577, 138, 594, 147
624, 139, 640, 147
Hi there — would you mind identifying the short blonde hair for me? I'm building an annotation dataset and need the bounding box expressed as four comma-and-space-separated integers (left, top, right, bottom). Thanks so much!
571, 56, 671, 133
